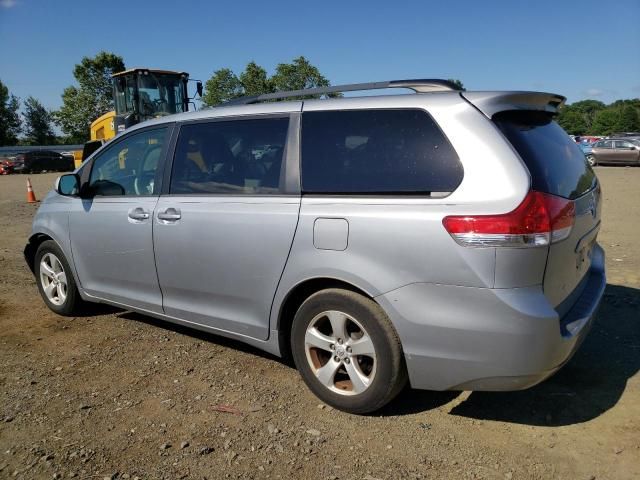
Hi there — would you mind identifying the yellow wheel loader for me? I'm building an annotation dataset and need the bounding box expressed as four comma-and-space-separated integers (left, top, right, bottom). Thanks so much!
79, 68, 202, 163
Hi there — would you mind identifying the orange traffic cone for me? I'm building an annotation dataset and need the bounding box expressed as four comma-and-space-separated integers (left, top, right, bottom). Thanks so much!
27, 178, 37, 203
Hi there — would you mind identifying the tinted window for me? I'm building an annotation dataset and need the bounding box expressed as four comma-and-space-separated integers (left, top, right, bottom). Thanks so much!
89, 127, 168, 196
170, 117, 289, 195
494, 111, 596, 199
614, 140, 634, 149
301, 109, 462, 194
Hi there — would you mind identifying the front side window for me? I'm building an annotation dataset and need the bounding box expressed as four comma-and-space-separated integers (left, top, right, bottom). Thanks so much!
170, 117, 289, 195
89, 127, 168, 196
300, 109, 463, 194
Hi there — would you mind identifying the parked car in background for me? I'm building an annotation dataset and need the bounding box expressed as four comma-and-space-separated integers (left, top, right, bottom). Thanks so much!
0, 159, 14, 175
579, 141, 593, 159
15, 151, 75, 174
590, 138, 640, 166
3, 156, 24, 173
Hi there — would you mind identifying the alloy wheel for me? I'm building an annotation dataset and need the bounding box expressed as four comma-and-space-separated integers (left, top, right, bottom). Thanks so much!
304, 310, 377, 395
39, 252, 68, 306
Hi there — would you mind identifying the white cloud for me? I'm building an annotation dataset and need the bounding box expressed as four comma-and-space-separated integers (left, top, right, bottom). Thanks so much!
0, 0, 17, 7
585, 88, 603, 97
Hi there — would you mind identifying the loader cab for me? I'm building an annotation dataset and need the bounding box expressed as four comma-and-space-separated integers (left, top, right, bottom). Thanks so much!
112, 68, 190, 134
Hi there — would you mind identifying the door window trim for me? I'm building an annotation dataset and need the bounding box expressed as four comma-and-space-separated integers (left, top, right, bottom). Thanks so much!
81, 123, 175, 198
161, 113, 301, 197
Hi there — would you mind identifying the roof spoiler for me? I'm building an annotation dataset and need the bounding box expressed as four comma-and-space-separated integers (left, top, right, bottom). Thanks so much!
461, 91, 566, 118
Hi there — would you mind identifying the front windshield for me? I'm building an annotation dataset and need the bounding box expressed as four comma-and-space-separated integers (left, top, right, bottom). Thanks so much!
137, 73, 186, 118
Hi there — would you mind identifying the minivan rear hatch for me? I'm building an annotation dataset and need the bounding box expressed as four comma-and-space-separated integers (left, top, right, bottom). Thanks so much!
492, 109, 600, 311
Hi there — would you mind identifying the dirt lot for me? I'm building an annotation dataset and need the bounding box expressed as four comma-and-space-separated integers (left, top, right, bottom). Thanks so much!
0, 169, 638, 480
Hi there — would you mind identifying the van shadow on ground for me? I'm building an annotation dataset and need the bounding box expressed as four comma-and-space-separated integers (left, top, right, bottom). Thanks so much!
383, 283, 639, 425
103, 284, 638, 426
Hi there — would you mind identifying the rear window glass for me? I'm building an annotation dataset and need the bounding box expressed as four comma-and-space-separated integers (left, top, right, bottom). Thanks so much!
494, 111, 596, 199
301, 109, 463, 194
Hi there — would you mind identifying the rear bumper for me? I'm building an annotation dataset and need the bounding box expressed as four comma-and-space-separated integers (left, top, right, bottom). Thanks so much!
376, 244, 606, 391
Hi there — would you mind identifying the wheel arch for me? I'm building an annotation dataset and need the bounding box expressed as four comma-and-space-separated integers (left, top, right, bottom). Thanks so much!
25, 232, 78, 286
24, 232, 56, 274
275, 277, 377, 360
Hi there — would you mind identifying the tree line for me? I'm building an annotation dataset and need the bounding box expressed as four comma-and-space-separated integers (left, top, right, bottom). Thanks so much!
13, 49, 635, 147
1, 52, 344, 146
557, 99, 640, 136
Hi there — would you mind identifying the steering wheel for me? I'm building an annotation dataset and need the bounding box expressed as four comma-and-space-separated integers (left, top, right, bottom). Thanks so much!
134, 173, 156, 195
153, 99, 169, 113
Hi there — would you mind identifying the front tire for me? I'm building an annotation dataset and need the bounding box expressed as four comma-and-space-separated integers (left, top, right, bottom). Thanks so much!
291, 288, 407, 414
586, 154, 597, 167
35, 240, 84, 316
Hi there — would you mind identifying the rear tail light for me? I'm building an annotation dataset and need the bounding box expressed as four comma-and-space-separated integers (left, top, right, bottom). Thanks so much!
442, 191, 575, 248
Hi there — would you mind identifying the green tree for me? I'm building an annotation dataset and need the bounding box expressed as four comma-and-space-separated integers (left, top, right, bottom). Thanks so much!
570, 99, 606, 115
54, 51, 125, 143
23, 96, 56, 145
202, 68, 243, 106
239, 61, 273, 97
271, 56, 332, 95
447, 79, 465, 91
557, 106, 588, 135
0, 79, 21, 146
591, 109, 619, 135
203, 57, 336, 106
569, 99, 605, 132
614, 104, 640, 132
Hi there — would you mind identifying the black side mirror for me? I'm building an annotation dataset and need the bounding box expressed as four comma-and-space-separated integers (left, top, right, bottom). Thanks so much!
56, 174, 80, 196
196, 81, 203, 97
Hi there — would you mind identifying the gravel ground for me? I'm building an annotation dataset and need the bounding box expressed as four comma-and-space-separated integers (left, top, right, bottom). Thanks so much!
0, 169, 638, 480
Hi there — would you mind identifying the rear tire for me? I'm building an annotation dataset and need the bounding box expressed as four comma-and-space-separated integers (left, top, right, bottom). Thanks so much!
291, 288, 407, 414
35, 240, 85, 316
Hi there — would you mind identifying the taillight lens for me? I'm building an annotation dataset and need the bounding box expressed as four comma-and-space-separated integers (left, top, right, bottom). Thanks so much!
442, 191, 575, 248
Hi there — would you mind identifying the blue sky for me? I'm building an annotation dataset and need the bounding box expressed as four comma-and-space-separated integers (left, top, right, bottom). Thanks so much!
1, 0, 639, 112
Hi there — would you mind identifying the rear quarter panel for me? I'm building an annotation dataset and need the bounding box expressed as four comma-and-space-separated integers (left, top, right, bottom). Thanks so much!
271, 93, 533, 328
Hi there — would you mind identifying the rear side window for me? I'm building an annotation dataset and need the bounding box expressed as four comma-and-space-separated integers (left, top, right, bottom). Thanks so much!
301, 109, 463, 194
494, 111, 596, 199
170, 117, 289, 195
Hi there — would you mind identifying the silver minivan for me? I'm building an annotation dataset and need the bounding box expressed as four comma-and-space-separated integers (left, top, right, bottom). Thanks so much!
25, 80, 606, 413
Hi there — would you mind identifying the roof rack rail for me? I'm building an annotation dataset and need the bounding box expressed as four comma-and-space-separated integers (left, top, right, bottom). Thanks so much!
222, 79, 460, 106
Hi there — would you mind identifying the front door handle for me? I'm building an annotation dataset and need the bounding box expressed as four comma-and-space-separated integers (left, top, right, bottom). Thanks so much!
128, 207, 150, 221
157, 207, 182, 222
